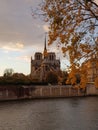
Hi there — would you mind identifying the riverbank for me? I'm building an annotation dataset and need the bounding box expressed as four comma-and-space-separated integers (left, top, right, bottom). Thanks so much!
0, 84, 98, 101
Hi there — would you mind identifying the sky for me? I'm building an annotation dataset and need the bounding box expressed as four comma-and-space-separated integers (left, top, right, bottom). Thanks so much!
0, 0, 98, 76
0, 0, 66, 76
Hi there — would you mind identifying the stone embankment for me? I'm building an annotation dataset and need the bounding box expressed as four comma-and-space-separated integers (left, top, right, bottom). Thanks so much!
0, 84, 98, 101
30, 85, 86, 98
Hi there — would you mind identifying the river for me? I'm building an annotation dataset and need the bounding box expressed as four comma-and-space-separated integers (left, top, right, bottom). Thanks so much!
0, 97, 98, 130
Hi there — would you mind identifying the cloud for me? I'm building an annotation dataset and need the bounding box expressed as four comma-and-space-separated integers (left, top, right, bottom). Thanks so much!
43, 25, 49, 32
16, 55, 30, 63
1, 42, 24, 52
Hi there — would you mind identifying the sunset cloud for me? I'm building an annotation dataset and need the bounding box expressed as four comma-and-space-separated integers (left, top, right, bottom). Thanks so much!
1, 42, 24, 52
43, 25, 49, 32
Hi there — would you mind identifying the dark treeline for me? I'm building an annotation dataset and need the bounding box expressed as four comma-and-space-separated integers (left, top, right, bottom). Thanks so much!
0, 76, 48, 86
0, 68, 80, 86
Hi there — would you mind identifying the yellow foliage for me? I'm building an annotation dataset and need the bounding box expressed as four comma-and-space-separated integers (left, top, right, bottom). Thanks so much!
62, 47, 67, 53
66, 64, 78, 85
37, 0, 98, 88
80, 75, 87, 88
71, 76, 76, 85
79, 64, 88, 88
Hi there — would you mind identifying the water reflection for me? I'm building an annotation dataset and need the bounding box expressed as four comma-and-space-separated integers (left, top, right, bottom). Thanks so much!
0, 97, 98, 130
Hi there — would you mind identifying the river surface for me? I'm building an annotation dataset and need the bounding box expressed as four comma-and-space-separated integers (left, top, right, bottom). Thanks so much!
0, 97, 98, 130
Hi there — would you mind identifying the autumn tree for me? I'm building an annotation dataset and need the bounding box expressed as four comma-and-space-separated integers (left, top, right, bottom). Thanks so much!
62, 71, 69, 85
33, 0, 98, 87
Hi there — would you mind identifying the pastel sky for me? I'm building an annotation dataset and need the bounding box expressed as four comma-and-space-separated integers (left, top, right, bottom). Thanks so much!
0, 0, 66, 76
0, 0, 98, 76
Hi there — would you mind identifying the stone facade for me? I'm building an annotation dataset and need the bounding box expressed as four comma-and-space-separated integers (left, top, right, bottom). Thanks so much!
85, 56, 98, 82
30, 38, 60, 81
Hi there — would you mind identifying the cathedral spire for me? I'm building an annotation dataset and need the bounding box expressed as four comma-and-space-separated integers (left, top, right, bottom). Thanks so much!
44, 33, 47, 52
43, 33, 48, 59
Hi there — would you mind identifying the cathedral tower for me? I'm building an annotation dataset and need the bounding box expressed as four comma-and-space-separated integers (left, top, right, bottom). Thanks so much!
30, 36, 60, 82
43, 34, 48, 59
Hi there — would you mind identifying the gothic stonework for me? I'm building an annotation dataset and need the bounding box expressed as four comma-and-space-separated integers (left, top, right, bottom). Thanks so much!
85, 56, 98, 83
30, 38, 60, 82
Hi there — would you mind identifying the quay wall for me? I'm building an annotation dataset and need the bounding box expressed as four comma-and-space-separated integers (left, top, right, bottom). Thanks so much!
30, 86, 86, 98
0, 85, 86, 101
0, 84, 98, 101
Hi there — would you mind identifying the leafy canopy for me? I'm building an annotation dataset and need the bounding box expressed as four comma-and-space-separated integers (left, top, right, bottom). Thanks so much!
32, 0, 98, 87
40, 0, 98, 62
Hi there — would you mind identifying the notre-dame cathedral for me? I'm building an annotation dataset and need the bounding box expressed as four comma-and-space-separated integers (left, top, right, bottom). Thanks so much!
30, 37, 60, 82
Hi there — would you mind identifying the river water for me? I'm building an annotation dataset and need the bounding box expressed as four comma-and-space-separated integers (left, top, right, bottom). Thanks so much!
0, 97, 98, 130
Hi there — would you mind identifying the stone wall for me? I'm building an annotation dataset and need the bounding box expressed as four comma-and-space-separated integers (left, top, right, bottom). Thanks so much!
0, 84, 98, 101
30, 86, 86, 98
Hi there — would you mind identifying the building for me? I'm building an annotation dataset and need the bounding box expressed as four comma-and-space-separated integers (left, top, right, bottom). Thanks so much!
84, 56, 98, 82
30, 37, 60, 82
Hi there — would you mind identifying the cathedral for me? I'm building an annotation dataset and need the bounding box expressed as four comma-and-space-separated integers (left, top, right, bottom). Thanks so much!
30, 37, 60, 82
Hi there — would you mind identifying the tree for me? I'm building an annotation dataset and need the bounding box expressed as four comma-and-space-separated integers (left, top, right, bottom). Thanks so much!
3, 68, 14, 77
33, 0, 98, 87
46, 71, 58, 84
62, 71, 69, 85
40, 0, 98, 59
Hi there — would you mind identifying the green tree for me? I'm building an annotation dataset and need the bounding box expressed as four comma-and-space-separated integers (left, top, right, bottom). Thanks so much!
3, 68, 14, 77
